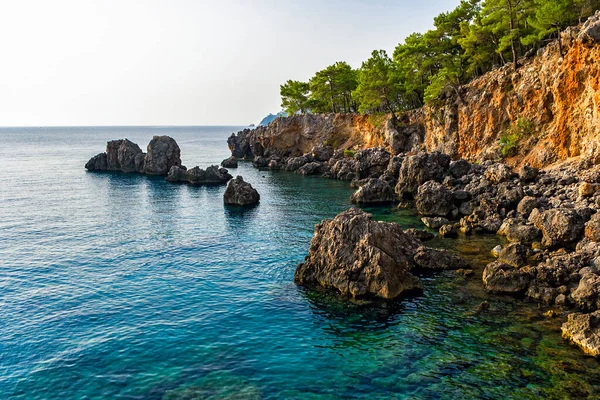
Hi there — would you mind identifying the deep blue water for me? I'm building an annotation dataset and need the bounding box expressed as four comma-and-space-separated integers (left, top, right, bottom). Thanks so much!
1, 126, 599, 399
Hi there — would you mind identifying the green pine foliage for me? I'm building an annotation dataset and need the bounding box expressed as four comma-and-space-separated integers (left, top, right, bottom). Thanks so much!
280, 0, 599, 116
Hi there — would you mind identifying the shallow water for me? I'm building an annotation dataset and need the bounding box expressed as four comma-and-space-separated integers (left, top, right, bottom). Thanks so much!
1, 127, 599, 399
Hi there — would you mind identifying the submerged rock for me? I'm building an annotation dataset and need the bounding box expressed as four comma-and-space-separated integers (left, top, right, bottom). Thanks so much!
562, 311, 600, 357
223, 176, 260, 206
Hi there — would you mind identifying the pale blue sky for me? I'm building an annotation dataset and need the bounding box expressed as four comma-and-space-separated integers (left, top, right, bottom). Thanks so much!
0, 0, 458, 126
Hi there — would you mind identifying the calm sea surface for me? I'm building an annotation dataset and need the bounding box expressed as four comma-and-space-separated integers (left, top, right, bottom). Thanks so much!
1, 126, 599, 399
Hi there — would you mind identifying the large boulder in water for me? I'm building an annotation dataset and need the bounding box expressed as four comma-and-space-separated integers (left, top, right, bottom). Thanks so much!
295, 208, 422, 299
86, 139, 144, 172
562, 311, 600, 357
294, 208, 468, 300
223, 176, 260, 206
143, 135, 181, 175
221, 156, 238, 168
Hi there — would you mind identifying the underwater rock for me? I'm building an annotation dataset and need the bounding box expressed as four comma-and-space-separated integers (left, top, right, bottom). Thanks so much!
562, 310, 600, 357
223, 176, 260, 206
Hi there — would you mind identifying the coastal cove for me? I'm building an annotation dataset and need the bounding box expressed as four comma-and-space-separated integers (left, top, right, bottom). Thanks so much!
2, 127, 600, 399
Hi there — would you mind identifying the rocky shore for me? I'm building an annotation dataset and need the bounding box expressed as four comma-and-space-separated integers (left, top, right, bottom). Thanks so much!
227, 128, 600, 356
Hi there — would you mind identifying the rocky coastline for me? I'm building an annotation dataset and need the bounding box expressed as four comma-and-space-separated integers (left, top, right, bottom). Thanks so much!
227, 128, 600, 357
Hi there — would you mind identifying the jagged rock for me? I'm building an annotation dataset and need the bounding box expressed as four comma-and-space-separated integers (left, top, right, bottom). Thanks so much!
585, 213, 600, 242
571, 271, 600, 311
497, 183, 524, 208
221, 156, 238, 168
413, 246, 469, 270
405, 229, 435, 242
85, 153, 107, 171
562, 311, 600, 357
268, 159, 281, 170
285, 156, 311, 172
517, 196, 540, 216
395, 152, 450, 198
386, 155, 405, 180
350, 179, 396, 204
355, 147, 391, 178
497, 243, 528, 268
485, 163, 513, 184
439, 224, 458, 238
504, 223, 542, 244
518, 165, 539, 182
294, 208, 423, 299
165, 166, 188, 182
579, 182, 598, 197
449, 159, 472, 179
578, 10, 600, 45
330, 158, 358, 181
312, 145, 334, 162
483, 262, 532, 293
223, 176, 260, 206
421, 217, 449, 230
415, 181, 453, 217
143, 136, 181, 175
491, 245, 503, 258
297, 162, 323, 175
532, 208, 585, 248
166, 165, 232, 185
252, 156, 269, 168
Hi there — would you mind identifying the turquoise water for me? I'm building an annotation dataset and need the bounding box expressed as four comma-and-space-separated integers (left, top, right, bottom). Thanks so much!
1, 127, 599, 399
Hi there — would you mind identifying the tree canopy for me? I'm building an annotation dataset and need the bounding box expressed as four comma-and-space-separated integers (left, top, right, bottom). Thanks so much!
280, 0, 599, 116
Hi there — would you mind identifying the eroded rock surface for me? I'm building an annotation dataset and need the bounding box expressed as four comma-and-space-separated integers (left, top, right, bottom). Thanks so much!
223, 176, 260, 206
562, 311, 600, 357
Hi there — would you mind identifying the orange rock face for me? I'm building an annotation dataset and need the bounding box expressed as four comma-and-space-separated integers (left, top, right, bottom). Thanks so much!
423, 24, 600, 169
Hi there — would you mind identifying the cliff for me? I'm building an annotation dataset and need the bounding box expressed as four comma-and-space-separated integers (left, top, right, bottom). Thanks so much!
425, 12, 600, 168
229, 12, 600, 169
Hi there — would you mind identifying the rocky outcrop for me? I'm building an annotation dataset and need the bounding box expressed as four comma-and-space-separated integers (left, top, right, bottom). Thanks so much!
86, 139, 144, 173
143, 136, 181, 175
531, 208, 585, 248
415, 181, 453, 217
166, 165, 232, 185
86, 136, 180, 176
562, 311, 600, 357
221, 156, 238, 168
294, 208, 467, 299
395, 152, 450, 198
223, 176, 260, 206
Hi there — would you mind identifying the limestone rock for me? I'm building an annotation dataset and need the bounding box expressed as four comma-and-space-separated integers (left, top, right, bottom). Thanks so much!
413, 246, 469, 270
517, 196, 540, 216
415, 181, 453, 217
518, 165, 539, 182
485, 163, 513, 184
395, 152, 450, 198
483, 262, 532, 293
585, 213, 600, 242
221, 156, 238, 168
578, 11, 600, 45
297, 162, 323, 175
497, 243, 528, 268
143, 136, 181, 175
223, 176, 260, 206
532, 208, 585, 248
85, 153, 107, 171
562, 311, 600, 357
294, 208, 423, 299
351, 179, 396, 204
355, 147, 391, 178
166, 165, 232, 185
421, 217, 449, 230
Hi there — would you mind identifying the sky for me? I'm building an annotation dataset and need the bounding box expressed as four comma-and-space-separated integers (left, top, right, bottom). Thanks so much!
0, 0, 458, 126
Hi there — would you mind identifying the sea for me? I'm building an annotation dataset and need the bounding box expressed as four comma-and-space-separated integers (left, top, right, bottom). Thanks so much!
1, 126, 599, 399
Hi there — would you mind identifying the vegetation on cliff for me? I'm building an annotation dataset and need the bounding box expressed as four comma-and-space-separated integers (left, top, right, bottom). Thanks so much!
280, 0, 600, 116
